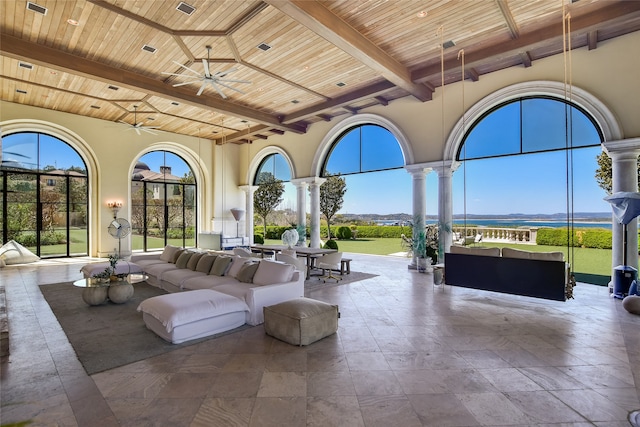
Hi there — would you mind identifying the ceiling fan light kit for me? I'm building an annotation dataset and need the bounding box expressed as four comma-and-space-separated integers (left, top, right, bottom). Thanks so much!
163, 46, 251, 99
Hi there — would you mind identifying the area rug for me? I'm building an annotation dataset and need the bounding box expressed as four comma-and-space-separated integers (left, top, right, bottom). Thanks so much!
304, 270, 378, 295
39, 282, 250, 375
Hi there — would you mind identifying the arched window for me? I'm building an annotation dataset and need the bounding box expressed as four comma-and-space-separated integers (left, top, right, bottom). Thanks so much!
254, 153, 291, 184
458, 96, 602, 160
1, 132, 89, 257
322, 124, 404, 176
131, 151, 196, 251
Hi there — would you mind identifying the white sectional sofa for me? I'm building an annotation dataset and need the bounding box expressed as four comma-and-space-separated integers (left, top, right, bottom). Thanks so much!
130, 245, 304, 326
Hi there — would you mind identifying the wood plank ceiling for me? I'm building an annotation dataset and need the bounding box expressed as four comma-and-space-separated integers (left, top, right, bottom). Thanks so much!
1, 0, 639, 144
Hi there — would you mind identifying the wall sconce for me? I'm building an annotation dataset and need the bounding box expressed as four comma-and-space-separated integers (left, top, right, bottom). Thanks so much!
107, 201, 123, 218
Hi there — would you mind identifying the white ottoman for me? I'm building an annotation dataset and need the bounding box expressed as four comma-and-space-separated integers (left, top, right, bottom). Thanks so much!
137, 290, 249, 344
81, 260, 143, 278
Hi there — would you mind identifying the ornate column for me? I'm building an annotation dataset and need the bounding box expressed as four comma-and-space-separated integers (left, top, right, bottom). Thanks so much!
603, 138, 640, 273
240, 185, 256, 245
291, 178, 309, 246
432, 161, 457, 259
308, 177, 326, 249
405, 164, 431, 269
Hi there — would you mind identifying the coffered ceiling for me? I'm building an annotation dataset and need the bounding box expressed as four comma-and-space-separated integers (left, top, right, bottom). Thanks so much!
1, 0, 639, 144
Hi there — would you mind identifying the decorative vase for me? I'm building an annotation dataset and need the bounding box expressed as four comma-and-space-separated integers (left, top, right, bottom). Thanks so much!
282, 229, 299, 248
417, 257, 431, 273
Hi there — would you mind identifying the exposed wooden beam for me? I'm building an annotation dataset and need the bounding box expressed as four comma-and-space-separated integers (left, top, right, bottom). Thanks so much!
412, 2, 640, 83
374, 96, 388, 106
281, 80, 399, 123
465, 68, 480, 82
0, 34, 307, 134
519, 52, 532, 68
496, 0, 519, 39
264, 0, 432, 102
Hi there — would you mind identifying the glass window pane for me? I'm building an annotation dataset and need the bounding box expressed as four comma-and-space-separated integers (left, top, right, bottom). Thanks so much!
461, 102, 521, 160
361, 125, 404, 171
39, 134, 86, 174
2, 132, 38, 170
522, 98, 569, 152
255, 154, 291, 183
325, 128, 361, 175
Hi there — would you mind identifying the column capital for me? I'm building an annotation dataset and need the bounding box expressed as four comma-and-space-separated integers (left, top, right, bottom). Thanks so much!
603, 138, 640, 159
239, 184, 257, 193
307, 176, 327, 187
404, 163, 432, 177
290, 178, 310, 188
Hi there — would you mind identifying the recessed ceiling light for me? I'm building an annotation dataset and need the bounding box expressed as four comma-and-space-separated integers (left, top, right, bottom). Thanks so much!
176, 2, 196, 15
67, 18, 79, 26
141, 44, 157, 54
336, 82, 346, 87
442, 40, 456, 49
49, 71, 57, 75
18, 62, 33, 70
171, 101, 180, 106
257, 42, 271, 51
26, 1, 47, 15
107, 85, 119, 91
90, 105, 100, 109
416, 11, 427, 18
291, 100, 300, 104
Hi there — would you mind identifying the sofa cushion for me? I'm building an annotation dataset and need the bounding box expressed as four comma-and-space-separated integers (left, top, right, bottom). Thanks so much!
449, 246, 500, 257
502, 247, 564, 261
171, 249, 185, 264
186, 252, 205, 270
159, 245, 181, 263
252, 260, 295, 286
227, 257, 252, 278
175, 251, 194, 269
237, 262, 260, 283
210, 255, 233, 276
182, 275, 237, 290
195, 254, 217, 274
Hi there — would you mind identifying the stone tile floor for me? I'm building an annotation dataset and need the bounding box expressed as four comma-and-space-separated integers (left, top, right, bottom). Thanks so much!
1, 253, 640, 426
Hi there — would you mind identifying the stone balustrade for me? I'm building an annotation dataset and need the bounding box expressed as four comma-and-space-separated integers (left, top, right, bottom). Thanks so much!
452, 226, 537, 245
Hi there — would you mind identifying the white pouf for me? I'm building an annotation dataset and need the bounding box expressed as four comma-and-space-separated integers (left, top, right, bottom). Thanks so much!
137, 290, 249, 344
81, 261, 143, 278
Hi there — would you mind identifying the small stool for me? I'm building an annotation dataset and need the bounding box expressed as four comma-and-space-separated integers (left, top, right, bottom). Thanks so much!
263, 297, 339, 346
340, 258, 351, 275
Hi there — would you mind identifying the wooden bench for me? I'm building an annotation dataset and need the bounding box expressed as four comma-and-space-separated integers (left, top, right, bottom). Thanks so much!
340, 258, 352, 275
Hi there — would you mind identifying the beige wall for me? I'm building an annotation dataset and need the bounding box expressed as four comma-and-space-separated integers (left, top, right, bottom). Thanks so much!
2, 30, 638, 256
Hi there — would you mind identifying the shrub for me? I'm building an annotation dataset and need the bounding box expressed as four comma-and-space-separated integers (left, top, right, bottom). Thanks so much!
254, 234, 264, 244
323, 239, 338, 250
336, 226, 352, 240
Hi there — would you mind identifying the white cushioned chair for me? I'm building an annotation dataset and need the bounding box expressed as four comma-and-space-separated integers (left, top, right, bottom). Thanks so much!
316, 251, 343, 283
275, 253, 306, 273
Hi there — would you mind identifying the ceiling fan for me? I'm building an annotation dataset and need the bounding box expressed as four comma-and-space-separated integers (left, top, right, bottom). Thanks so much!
118, 106, 159, 135
163, 46, 251, 98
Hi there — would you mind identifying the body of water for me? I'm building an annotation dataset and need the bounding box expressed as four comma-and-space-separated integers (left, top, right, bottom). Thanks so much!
375, 218, 613, 229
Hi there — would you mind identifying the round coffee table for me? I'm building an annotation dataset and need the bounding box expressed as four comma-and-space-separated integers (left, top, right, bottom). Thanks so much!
73, 274, 148, 306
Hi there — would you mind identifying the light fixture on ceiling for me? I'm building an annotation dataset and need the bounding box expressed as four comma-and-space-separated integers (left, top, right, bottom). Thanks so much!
176, 2, 196, 15
257, 42, 272, 51
162, 45, 251, 98
416, 11, 427, 18
67, 18, 79, 26
118, 106, 159, 135
142, 44, 157, 54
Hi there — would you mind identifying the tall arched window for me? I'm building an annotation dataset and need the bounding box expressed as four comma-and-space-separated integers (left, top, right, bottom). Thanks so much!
1, 132, 89, 257
131, 151, 196, 251
254, 153, 291, 184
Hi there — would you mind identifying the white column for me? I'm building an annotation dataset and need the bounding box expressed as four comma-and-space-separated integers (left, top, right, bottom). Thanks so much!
291, 178, 309, 246
603, 138, 640, 272
240, 185, 256, 245
405, 165, 431, 269
433, 161, 457, 258
308, 177, 326, 249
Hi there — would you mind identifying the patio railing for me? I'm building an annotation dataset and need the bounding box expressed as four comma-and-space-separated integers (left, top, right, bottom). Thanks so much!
452, 226, 538, 245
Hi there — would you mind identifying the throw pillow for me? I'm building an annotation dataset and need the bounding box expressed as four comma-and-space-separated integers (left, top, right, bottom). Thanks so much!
210, 255, 233, 276
159, 245, 181, 262
175, 251, 194, 269
237, 262, 260, 283
227, 257, 250, 278
195, 254, 217, 274
252, 260, 295, 286
171, 249, 185, 264
186, 252, 205, 270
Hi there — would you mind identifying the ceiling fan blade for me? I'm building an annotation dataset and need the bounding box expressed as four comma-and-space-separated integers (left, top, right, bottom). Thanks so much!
202, 59, 211, 78
216, 78, 251, 84
172, 60, 201, 77
134, 128, 141, 136
215, 80, 246, 95
141, 128, 159, 135
196, 81, 207, 96
215, 68, 237, 78
210, 81, 228, 99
